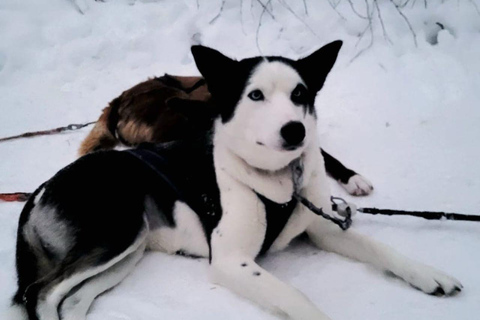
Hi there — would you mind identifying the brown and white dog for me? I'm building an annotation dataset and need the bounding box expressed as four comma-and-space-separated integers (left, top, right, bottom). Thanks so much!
79, 73, 373, 196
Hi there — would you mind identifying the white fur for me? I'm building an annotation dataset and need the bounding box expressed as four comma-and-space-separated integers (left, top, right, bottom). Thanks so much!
341, 174, 374, 196
60, 243, 146, 320
25, 205, 73, 260
33, 187, 45, 205
147, 201, 209, 257
210, 156, 331, 320
209, 60, 333, 319
306, 217, 462, 294
218, 61, 314, 171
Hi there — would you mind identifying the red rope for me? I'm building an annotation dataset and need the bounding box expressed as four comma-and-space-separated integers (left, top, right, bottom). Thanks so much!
0, 192, 31, 202
0, 121, 96, 143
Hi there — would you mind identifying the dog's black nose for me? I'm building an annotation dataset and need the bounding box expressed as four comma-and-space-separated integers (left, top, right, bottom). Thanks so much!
280, 121, 305, 149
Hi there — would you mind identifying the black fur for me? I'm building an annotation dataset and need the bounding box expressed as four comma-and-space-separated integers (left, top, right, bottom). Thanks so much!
321, 149, 357, 184
14, 151, 154, 318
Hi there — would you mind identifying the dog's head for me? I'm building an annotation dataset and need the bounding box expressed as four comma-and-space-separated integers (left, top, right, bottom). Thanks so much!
191, 41, 342, 171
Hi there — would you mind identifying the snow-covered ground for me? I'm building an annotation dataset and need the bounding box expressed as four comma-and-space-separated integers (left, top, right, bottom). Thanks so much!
1, 0, 479, 319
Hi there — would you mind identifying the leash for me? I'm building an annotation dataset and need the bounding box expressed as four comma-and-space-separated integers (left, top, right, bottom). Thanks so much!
291, 158, 353, 230
3, 153, 480, 228
0, 121, 96, 143
290, 158, 480, 230
0, 192, 32, 202
357, 207, 480, 222
294, 194, 353, 230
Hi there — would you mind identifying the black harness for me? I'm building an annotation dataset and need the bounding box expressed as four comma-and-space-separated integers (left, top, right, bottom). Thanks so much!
126, 146, 185, 199
257, 194, 298, 255
156, 74, 207, 94
126, 143, 298, 257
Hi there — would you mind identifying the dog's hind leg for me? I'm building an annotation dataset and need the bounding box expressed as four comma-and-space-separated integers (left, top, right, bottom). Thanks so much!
306, 217, 463, 296
60, 243, 146, 320
321, 149, 373, 196
26, 221, 148, 320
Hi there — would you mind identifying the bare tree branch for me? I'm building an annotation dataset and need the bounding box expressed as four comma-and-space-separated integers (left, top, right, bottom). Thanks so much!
69, 0, 85, 15
354, 24, 370, 48
350, 0, 374, 63
347, 0, 368, 19
256, 0, 274, 55
210, 0, 226, 24
396, 0, 412, 8
303, 0, 309, 16
256, 0, 276, 20
276, 0, 318, 38
390, 0, 418, 47
240, 0, 247, 35
327, 0, 347, 20
374, 0, 392, 44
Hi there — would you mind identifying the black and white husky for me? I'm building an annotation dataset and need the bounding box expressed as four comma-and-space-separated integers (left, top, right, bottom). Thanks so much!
13, 42, 462, 320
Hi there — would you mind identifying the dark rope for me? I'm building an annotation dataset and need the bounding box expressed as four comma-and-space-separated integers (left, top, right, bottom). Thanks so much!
0, 121, 96, 143
358, 207, 480, 222
293, 193, 352, 230
290, 158, 352, 230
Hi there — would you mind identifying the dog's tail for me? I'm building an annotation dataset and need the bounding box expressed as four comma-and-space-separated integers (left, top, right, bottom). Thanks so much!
78, 98, 120, 157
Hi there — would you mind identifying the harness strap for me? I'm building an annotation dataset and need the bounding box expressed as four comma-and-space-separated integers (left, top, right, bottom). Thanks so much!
126, 147, 184, 199
257, 193, 298, 255
184, 78, 206, 94
156, 75, 206, 94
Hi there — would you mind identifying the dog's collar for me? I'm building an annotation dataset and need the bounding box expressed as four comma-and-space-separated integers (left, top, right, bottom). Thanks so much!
290, 157, 304, 193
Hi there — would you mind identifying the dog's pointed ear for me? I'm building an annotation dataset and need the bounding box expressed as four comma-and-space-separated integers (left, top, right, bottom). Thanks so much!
191, 46, 237, 87
296, 40, 343, 93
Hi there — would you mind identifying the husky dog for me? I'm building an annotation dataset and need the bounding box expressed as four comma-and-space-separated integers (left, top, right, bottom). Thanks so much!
78, 73, 373, 196
13, 42, 462, 320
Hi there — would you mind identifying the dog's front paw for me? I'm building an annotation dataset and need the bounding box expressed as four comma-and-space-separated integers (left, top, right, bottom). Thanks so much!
341, 174, 373, 196
400, 264, 463, 296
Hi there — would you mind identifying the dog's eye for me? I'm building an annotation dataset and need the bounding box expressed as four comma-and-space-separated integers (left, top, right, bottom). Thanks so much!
292, 84, 307, 98
248, 90, 264, 101
291, 84, 308, 104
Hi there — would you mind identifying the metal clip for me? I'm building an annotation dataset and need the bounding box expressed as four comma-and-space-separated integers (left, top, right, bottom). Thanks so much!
331, 196, 357, 218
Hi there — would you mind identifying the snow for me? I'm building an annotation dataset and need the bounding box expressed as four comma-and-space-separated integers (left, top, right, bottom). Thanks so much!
1, 0, 479, 319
